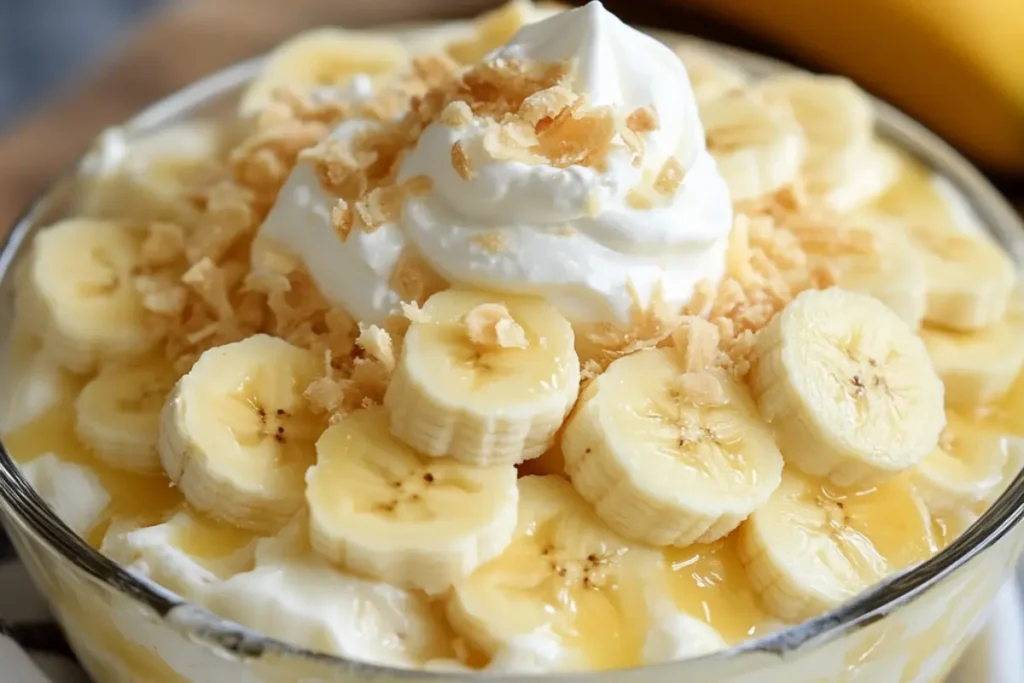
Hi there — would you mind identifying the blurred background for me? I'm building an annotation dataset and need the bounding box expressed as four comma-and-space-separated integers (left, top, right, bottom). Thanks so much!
0, 0, 1020, 226
0, 0, 162, 127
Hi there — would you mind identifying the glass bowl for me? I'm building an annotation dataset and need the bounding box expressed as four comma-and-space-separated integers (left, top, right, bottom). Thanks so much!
1, 22, 1023, 683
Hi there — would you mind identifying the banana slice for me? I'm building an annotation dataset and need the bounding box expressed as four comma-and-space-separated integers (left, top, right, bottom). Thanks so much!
921, 312, 1024, 410
447, 0, 537, 64
306, 407, 518, 595
876, 155, 1016, 332
902, 222, 1016, 332
158, 334, 324, 532
241, 28, 409, 115
21, 219, 162, 373
911, 412, 1007, 513
449, 475, 728, 671
673, 43, 749, 102
562, 348, 783, 547
738, 470, 936, 623
202, 517, 452, 668
384, 289, 580, 466
749, 288, 945, 487
759, 74, 897, 211
793, 211, 927, 330
75, 359, 178, 474
701, 88, 805, 204
101, 510, 256, 601
78, 124, 225, 227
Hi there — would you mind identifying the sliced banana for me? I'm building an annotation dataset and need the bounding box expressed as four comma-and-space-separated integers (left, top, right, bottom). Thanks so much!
241, 28, 409, 115
306, 407, 518, 595
448, 475, 723, 671
101, 510, 256, 601
759, 74, 897, 211
911, 412, 1007, 513
158, 334, 324, 532
447, 0, 537, 64
902, 222, 1015, 332
78, 123, 226, 227
75, 359, 178, 474
793, 211, 927, 330
385, 289, 580, 466
876, 156, 1016, 332
673, 43, 749, 102
21, 219, 161, 373
921, 312, 1024, 410
738, 470, 935, 623
749, 288, 945, 487
701, 88, 805, 204
202, 517, 452, 668
562, 348, 783, 547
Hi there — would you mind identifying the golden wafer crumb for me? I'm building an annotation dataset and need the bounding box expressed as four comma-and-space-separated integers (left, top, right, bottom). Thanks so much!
464, 303, 529, 349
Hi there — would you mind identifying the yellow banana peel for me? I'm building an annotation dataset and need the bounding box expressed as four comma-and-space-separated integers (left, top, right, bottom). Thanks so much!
681, 0, 1024, 173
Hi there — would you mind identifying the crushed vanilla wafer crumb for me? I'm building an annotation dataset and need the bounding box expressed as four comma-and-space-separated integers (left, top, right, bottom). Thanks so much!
626, 106, 658, 134
451, 141, 474, 180
472, 230, 510, 253
464, 303, 529, 349
356, 324, 396, 373
654, 157, 684, 195
331, 199, 354, 241
671, 316, 722, 372
401, 301, 431, 323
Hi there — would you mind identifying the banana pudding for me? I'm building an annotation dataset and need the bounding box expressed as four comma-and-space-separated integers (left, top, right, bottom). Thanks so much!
3, 0, 1023, 676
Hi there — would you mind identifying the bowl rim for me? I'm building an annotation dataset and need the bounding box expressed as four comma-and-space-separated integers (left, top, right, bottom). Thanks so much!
1, 24, 1024, 680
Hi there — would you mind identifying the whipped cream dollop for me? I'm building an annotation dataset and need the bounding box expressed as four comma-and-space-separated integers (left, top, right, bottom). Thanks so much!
257, 0, 732, 325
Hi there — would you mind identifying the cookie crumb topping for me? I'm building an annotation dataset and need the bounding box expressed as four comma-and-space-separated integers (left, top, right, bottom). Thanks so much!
464, 303, 529, 349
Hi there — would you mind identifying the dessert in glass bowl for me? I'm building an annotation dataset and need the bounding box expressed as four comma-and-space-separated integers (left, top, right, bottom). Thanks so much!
2, 1, 1024, 680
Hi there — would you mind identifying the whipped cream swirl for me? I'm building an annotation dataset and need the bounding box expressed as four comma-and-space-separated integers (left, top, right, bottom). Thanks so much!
258, 1, 732, 325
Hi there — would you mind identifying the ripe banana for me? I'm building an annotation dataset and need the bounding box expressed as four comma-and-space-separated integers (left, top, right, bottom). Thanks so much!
446, 0, 537, 64
674, 43, 749, 103
448, 475, 718, 671
904, 223, 1015, 333
78, 123, 225, 227
306, 407, 518, 595
75, 359, 178, 474
877, 158, 1018, 332
562, 348, 783, 547
739, 469, 935, 623
911, 412, 1007, 514
19, 219, 161, 373
19, 453, 110, 537
203, 516, 452, 668
385, 289, 580, 466
699, 88, 805, 204
158, 334, 324, 532
677, 0, 1024, 173
759, 74, 898, 212
921, 312, 1024, 411
749, 288, 945, 487
793, 211, 927, 330
241, 28, 409, 115
101, 510, 256, 601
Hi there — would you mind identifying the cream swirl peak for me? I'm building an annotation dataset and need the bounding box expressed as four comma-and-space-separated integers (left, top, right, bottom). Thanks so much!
257, 0, 732, 325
